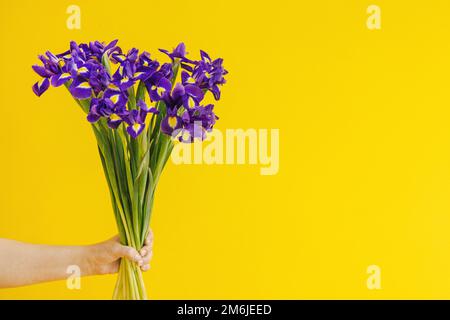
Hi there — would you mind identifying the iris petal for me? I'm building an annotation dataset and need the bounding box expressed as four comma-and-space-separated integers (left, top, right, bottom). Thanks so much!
161, 115, 181, 135
32, 78, 50, 97
51, 72, 71, 87
127, 123, 144, 138
70, 80, 92, 99
32, 65, 52, 78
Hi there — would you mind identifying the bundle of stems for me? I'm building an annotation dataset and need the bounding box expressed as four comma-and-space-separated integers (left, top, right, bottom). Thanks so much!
68, 59, 178, 300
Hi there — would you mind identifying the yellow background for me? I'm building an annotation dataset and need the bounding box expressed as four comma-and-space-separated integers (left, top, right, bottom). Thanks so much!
1, 0, 450, 299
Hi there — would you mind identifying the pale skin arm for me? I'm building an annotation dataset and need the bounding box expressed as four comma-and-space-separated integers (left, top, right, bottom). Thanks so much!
0, 230, 153, 288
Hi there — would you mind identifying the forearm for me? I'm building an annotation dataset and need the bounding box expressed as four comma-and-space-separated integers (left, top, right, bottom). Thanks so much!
0, 233, 153, 288
0, 239, 94, 288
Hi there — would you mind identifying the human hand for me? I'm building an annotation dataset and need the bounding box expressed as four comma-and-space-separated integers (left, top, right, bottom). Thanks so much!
85, 230, 153, 276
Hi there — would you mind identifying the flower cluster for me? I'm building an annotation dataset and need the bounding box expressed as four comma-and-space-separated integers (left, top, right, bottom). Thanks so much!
32, 41, 227, 140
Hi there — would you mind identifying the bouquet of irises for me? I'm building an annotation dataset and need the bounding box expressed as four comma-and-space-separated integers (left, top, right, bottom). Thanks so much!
32, 40, 227, 299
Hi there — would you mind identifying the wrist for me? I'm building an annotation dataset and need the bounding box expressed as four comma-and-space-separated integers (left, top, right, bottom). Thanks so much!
77, 245, 97, 276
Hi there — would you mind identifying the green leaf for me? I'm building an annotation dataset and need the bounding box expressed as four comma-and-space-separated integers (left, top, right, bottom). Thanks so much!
135, 144, 150, 182
127, 86, 137, 110
92, 124, 135, 248
140, 169, 155, 243
98, 147, 126, 244
101, 53, 112, 75
136, 81, 146, 103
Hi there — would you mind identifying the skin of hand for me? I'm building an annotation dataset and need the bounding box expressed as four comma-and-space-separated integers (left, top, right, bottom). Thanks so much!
0, 230, 153, 288
87, 231, 154, 275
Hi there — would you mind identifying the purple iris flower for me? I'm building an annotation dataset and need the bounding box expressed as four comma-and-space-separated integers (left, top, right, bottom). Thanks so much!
107, 107, 129, 129
86, 39, 119, 61
86, 61, 111, 94
134, 52, 159, 81
190, 104, 217, 130
50, 72, 72, 87
111, 62, 135, 91
104, 85, 128, 108
178, 106, 216, 143
87, 98, 115, 123
124, 109, 146, 139
175, 103, 218, 142
144, 72, 172, 102
32, 51, 67, 95
121, 100, 159, 138
137, 99, 159, 115
191, 52, 228, 100
161, 83, 185, 111
87, 97, 129, 129
69, 77, 92, 100
126, 48, 139, 64
111, 48, 154, 91
181, 71, 197, 86
111, 51, 126, 64
158, 63, 174, 80
162, 82, 203, 111
158, 81, 212, 142
161, 107, 182, 136
178, 122, 207, 143
32, 53, 58, 77
70, 41, 88, 65
159, 42, 187, 61
114, 69, 135, 91
64, 58, 107, 98
176, 48, 227, 100
194, 104, 218, 131
182, 84, 204, 110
